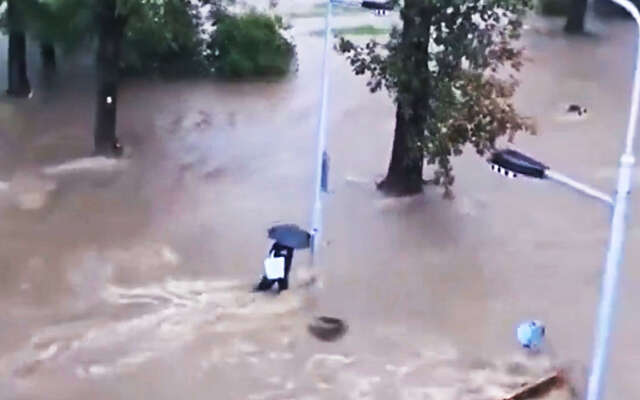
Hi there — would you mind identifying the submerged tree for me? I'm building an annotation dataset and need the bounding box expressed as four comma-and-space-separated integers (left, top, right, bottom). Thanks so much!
24, 2, 62, 73
5, 0, 31, 97
48, 0, 218, 156
564, 0, 587, 34
6, 0, 289, 155
338, 0, 536, 197
1, 0, 69, 95
92, 0, 127, 155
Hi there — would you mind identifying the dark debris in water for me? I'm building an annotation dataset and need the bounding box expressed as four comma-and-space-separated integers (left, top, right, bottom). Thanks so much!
307, 316, 348, 342
567, 104, 587, 116
502, 370, 568, 400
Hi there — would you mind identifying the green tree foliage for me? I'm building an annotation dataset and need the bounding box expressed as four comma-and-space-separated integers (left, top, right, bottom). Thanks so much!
119, 0, 218, 76
15, 0, 294, 79
338, 0, 537, 197
0, 0, 93, 52
39, 0, 212, 75
537, 0, 570, 16
207, 12, 296, 78
89, 0, 224, 154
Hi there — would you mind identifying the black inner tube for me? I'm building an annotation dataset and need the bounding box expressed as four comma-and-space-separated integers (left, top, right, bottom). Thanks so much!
308, 316, 348, 342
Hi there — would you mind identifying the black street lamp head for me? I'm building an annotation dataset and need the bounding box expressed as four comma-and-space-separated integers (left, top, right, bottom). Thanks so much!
489, 163, 518, 179
488, 149, 549, 179
361, 0, 394, 10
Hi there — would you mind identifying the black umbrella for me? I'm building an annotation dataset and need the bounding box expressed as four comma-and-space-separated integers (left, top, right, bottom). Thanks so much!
268, 224, 311, 249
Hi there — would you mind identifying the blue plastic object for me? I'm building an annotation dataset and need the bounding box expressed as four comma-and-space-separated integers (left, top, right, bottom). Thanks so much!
517, 320, 546, 349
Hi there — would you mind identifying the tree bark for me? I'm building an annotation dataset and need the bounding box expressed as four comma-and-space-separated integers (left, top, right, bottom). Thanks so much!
40, 42, 56, 71
93, 0, 126, 156
377, 0, 431, 196
564, 0, 587, 34
6, 0, 31, 98
377, 104, 425, 196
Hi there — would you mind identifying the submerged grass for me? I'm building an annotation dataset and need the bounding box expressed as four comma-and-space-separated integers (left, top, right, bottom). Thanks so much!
289, 1, 368, 18
309, 24, 391, 37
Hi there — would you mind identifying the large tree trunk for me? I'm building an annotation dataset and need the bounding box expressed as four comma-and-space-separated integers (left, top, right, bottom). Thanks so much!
6, 0, 31, 98
564, 0, 587, 34
93, 0, 126, 156
377, 0, 431, 196
377, 104, 425, 195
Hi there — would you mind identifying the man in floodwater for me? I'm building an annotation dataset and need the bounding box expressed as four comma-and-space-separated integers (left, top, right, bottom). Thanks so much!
253, 241, 294, 293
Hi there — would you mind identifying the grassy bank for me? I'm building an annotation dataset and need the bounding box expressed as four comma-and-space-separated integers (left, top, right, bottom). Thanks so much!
310, 24, 391, 37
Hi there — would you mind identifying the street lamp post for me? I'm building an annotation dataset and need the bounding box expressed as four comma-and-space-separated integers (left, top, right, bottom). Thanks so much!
489, 1, 640, 397
310, 0, 395, 264
309, 0, 333, 264
584, 1, 640, 399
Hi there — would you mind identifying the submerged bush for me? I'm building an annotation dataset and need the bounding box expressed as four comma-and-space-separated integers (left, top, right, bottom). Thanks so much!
120, 0, 208, 77
121, 6, 296, 80
207, 13, 296, 79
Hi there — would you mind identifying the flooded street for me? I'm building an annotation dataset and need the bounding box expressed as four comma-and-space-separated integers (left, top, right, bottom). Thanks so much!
0, 3, 639, 399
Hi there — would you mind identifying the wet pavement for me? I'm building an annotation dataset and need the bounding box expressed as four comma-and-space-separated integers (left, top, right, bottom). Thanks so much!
0, 3, 638, 399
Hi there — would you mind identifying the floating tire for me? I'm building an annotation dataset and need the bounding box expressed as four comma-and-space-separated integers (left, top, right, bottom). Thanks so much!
308, 316, 348, 342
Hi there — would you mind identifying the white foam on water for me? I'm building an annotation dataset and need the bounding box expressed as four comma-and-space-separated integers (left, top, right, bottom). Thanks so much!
345, 175, 372, 185
349, 375, 381, 400
375, 196, 422, 211
305, 354, 355, 370
5, 170, 57, 210
4, 276, 306, 382
88, 364, 109, 376
42, 157, 129, 176
267, 351, 294, 361
37, 344, 59, 362
305, 353, 357, 389
248, 389, 291, 400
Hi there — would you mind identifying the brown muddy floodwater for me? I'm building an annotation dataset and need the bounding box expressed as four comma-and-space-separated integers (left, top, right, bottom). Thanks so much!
0, 5, 638, 400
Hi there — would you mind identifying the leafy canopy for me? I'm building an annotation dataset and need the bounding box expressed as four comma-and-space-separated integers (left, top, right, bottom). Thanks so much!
338, 0, 536, 195
2, 0, 296, 79
207, 12, 295, 78
2, 0, 225, 75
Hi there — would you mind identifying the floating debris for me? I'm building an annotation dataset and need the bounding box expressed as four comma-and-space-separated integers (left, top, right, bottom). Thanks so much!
566, 104, 587, 116
502, 370, 566, 400
517, 320, 546, 350
308, 316, 349, 342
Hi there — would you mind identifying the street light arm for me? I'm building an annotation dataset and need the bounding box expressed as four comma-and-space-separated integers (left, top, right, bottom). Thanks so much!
361, 0, 394, 10
544, 169, 614, 206
330, 0, 395, 9
488, 149, 613, 205
329, 0, 362, 7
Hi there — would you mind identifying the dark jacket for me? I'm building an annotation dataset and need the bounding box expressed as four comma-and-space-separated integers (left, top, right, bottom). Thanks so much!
270, 242, 293, 270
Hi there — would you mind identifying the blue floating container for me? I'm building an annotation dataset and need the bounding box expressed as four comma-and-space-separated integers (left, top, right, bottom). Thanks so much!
517, 320, 546, 349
